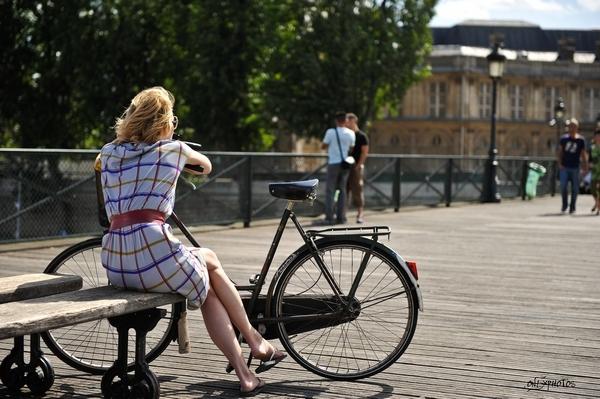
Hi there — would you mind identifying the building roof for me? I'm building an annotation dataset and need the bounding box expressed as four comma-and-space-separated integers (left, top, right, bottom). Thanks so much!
457, 19, 539, 28
430, 45, 596, 63
432, 21, 600, 53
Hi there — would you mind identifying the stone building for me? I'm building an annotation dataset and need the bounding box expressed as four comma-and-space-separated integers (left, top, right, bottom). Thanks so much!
370, 20, 600, 157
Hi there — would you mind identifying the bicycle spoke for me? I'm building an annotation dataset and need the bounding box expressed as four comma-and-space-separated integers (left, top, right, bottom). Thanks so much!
43, 239, 176, 373
276, 240, 418, 379
360, 290, 407, 310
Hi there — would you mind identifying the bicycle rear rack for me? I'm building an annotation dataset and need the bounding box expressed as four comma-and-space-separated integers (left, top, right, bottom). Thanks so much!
306, 225, 391, 239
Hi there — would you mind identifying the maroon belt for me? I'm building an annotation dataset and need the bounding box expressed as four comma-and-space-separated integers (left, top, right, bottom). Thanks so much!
110, 209, 166, 230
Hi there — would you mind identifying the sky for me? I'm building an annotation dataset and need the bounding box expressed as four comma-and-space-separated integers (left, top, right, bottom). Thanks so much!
430, 0, 600, 30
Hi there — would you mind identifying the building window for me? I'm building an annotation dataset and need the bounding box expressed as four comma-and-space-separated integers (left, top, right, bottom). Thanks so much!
432, 135, 442, 146
582, 88, 600, 122
479, 83, 491, 118
429, 82, 446, 118
544, 87, 561, 121
509, 85, 525, 120
511, 138, 522, 150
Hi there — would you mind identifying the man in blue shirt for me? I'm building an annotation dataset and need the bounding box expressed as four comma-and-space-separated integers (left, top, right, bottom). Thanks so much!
557, 118, 589, 214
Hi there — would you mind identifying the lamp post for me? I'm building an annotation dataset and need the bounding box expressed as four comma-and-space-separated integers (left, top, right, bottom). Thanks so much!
549, 98, 565, 196
481, 42, 506, 203
554, 97, 565, 143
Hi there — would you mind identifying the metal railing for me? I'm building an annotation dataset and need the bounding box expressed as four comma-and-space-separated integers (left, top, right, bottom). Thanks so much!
0, 148, 556, 243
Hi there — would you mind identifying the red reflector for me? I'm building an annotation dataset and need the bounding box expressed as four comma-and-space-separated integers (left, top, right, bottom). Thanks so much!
406, 261, 418, 280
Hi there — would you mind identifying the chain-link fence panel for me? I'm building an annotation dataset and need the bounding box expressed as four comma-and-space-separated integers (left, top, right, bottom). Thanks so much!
0, 149, 555, 243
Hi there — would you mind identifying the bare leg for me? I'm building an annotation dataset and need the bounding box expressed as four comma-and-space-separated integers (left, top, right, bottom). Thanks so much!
199, 248, 280, 358
201, 288, 262, 392
357, 205, 364, 221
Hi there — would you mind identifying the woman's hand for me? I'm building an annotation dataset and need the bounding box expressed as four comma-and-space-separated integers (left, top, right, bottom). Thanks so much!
185, 147, 212, 175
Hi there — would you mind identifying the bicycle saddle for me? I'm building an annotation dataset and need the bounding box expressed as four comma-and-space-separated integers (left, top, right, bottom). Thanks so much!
269, 179, 318, 201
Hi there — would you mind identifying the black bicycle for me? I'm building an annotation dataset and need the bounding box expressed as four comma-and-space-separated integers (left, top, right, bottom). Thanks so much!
41, 144, 423, 381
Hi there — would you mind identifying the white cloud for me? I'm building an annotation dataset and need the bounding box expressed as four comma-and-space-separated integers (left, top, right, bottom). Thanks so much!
431, 0, 567, 26
431, 0, 491, 26
430, 0, 600, 28
577, 0, 600, 12
519, 0, 565, 12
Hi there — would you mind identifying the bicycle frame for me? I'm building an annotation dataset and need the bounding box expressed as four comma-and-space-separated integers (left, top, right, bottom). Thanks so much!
168, 199, 391, 333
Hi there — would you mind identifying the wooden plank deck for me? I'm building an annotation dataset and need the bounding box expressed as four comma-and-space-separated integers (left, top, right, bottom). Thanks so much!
0, 196, 599, 398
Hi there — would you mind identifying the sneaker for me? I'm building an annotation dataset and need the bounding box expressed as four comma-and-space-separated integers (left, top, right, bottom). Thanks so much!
356, 217, 364, 224
336, 218, 348, 225
569, 208, 576, 214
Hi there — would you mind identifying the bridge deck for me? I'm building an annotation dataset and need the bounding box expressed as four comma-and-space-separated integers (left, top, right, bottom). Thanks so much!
1, 196, 598, 398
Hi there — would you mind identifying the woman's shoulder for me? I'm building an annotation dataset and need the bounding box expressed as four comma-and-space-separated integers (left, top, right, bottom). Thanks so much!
99, 141, 117, 156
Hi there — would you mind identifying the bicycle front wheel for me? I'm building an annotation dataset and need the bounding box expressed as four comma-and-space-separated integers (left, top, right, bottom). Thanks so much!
40, 237, 180, 375
273, 237, 418, 380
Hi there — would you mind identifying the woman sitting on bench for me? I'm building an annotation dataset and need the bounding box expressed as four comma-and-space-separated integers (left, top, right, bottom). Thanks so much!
97, 86, 284, 397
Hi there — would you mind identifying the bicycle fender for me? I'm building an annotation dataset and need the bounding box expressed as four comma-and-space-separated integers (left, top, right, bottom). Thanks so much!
348, 238, 423, 312
264, 251, 300, 318
385, 245, 424, 312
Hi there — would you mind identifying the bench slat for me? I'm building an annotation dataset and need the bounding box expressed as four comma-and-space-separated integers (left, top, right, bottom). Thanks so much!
0, 273, 83, 304
0, 286, 184, 339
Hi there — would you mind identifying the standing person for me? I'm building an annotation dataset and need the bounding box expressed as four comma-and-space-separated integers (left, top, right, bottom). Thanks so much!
321, 111, 355, 224
345, 113, 369, 223
98, 87, 284, 397
590, 129, 600, 215
557, 118, 589, 214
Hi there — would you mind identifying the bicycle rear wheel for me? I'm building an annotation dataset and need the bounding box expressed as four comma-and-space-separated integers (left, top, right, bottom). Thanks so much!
40, 237, 180, 375
273, 237, 418, 380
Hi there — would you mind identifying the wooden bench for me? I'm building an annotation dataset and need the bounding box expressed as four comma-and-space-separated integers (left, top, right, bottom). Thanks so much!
0, 273, 83, 395
0, 274, 185, 398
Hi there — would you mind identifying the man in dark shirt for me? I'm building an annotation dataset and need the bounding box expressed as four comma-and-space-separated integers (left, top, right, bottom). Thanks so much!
557, 118, 589, 214
346, 113, 369, 223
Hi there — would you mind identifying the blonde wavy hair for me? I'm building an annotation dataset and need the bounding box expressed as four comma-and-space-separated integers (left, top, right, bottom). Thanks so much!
114, 86, 175, 144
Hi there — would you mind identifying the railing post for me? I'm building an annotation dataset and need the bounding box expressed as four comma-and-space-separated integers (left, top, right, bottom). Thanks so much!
444, 158, 453, 207
243, 156, 253, 227
393, 158, 401, 212
520, 160, 528, 200
16, 167, 22, 240
550, 160, 557, 197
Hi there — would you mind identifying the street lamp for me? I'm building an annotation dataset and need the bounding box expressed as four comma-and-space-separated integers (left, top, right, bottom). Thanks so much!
481, 42, 506, 203
553, 97, 565, 143
548, 98, 566, 196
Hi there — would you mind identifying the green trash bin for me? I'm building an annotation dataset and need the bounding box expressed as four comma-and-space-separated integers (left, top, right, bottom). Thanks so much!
525, 162, 546, 199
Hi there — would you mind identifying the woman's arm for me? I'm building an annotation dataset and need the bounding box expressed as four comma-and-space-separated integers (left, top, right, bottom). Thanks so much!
185, 149, 212, 175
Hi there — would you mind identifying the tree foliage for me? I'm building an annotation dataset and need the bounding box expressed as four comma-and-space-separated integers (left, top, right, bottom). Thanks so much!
0, 0, 437, 150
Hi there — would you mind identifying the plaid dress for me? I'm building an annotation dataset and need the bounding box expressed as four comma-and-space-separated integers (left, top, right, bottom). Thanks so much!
99, 140, 209, 309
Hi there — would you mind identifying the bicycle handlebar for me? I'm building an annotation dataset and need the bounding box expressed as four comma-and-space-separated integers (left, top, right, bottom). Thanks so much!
183, 164, 204, 174
174, 137, 204, 174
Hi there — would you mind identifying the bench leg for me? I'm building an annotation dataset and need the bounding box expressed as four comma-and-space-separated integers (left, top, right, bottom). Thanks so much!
101, 308, 164, 399
0, 334, 55, 396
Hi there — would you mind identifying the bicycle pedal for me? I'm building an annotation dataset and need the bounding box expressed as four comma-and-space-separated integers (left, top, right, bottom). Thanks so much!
248, 274, 261, 284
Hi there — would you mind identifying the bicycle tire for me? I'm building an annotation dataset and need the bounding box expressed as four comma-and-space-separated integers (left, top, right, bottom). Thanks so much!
40, 237, 180, 375
272, 236, 419, 380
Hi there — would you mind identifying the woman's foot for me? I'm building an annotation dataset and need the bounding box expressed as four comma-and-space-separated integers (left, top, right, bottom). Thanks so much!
249, 333, 286, 373
592, 205, 597, 213
240, 377, 265, 397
